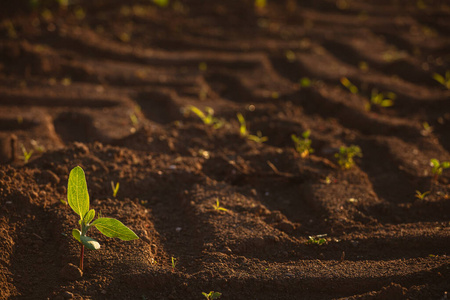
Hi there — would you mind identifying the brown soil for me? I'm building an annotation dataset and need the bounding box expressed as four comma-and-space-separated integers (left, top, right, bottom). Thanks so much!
1, 1, 450, 299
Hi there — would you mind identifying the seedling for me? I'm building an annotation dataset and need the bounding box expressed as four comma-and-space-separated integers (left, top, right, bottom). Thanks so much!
30, 139, 45, 153
299, 77, 312, 88
255, 0, 266, 9
111, 181, 120, 197
185, 105, 224, 129
430, 159, 450, 181
153, 0, 169, 8
202, 291, 222, 300
130, 113, 139, 126
171, 257, 177, 271
213, 199, 228, 212
20, 144, 33, 163
335, 145, 362, 169
237, 113, 268, 143
340, 77, 358, 94
365, 89, 395, 111
67, 166, 138, 271
421, 122, 433, 136
415, 190, 430, 201
306, 234, 327, 245
291, 130, 314, 158
433, 71, 450, 89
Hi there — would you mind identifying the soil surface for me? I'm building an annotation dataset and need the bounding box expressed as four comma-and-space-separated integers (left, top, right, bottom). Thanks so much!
1, 1, 450, 299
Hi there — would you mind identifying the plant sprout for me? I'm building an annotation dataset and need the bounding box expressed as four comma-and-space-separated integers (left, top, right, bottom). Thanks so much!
335, 145, 362, 169
433, 71, 450, 89
430, 159, 450, 181
291, 130, 314, 158
213, 199, 227, 212
20, 144, 33, 163
340, 77, 358, 94
111, 181, 120, 197
237, 113, 268, 143
67, 166, 138, 271
185, 105, 224, 129
202, 291, 222, 300
415, 190, 430, 201
365, 89, 395, 111
171, 257, 177, 271
306, 234, 327, 245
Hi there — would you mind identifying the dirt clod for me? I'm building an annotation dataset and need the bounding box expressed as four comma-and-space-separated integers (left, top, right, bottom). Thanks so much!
60, 264, 83, 281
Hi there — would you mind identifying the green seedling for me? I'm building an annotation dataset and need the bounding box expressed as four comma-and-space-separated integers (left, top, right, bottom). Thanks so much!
20, 144, 33, 163
153, 0, 169, 8
213, 199, 228, 212
335, 145, 362, 169
255, 0, 267, 9
30, 139, 45, 153
340, 77, 358, 94
171, 257, 177, 271
199, 62, 208, 71
433, 71, 450, 89
306, 234, 327, 245
237, 113, 268, 143
185, 105, 224, 129
415, 190, 430, 201
421, 122, 433, 136
202, 291, 222, 300
299, 77, 312, 88
130, 113, 139, 126
291, 130, 314, 158
430, 159, 450, 181
67, 166, 138, 271
366, 89, 395, 111
111, 181, 120, 197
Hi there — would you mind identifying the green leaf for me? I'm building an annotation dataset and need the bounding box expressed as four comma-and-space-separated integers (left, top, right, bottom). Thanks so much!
72, 229, 81, 243
442, 162, 450, 169
211, 292, 222, 299
80, 235, 101, 250
67, 166, 90, 220
433, 73, 445, 84
92, 218, 139, 241
84, 209, 95, 225
430, 159, 439, 167
381, 100, 394, 107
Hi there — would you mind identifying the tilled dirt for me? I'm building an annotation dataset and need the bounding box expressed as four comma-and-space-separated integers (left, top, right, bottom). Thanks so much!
0, 1, 449, 299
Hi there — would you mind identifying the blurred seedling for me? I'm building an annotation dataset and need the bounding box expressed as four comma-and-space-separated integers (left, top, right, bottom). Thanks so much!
198, 62, 208, 71
306, 234, 327, 245
67, 166, 138, 271
255, 0, 267, 9
237, 113, 268, 143
433, 71, 450, 89
202, 291, 222, 300
340, 77, 358, 94
20, 144, 33, 163
30, 139, 45, 153
213, 199, 228, 212
415, 190, 430, 201
111, 181, 120, 197
171, 257, 177, 271
366, 89, 395, 111
153, 0, 169, 8
335, 145, 362, 169
430, 159, 450, 181
299, 77, 312, 88
421, 122, 433, 136
185, 105, 224, 129
291, 130, 314, 158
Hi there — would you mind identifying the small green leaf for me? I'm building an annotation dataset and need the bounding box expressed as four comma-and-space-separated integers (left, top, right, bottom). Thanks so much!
80, 235, 101, 250
72, 229, 81, 243
381, 100, 394, 107
430, 159, 439, 167
67, 166, 90, 220
442, 162, 450, 169
211, 292, 222, 299
84, 209, 95, 225
433, 73, 445, 84
92, 218, 139, 241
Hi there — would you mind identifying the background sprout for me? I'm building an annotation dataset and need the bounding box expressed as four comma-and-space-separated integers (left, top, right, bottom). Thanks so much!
433, 71, 450, 89
20, 144, 33, 163
415, 190, 430, 201
430, 159, 450, 181
185, 105, 224, 129
340, 77, 358, 94
236, 113, 268, 143
202, 291, 222, 300
335, 145, 362, 169
366, 89, 395, 111
67, 166, 138, 271
291, 130, 314, 158
111, 181, 120, 197
213, 200, 228, 212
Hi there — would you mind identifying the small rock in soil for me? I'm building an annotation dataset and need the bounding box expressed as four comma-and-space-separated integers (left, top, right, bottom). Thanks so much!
60, 263, 83, 280
62, 291, 74, 299
41, 170, 60, 184
277, 220, 295, 233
